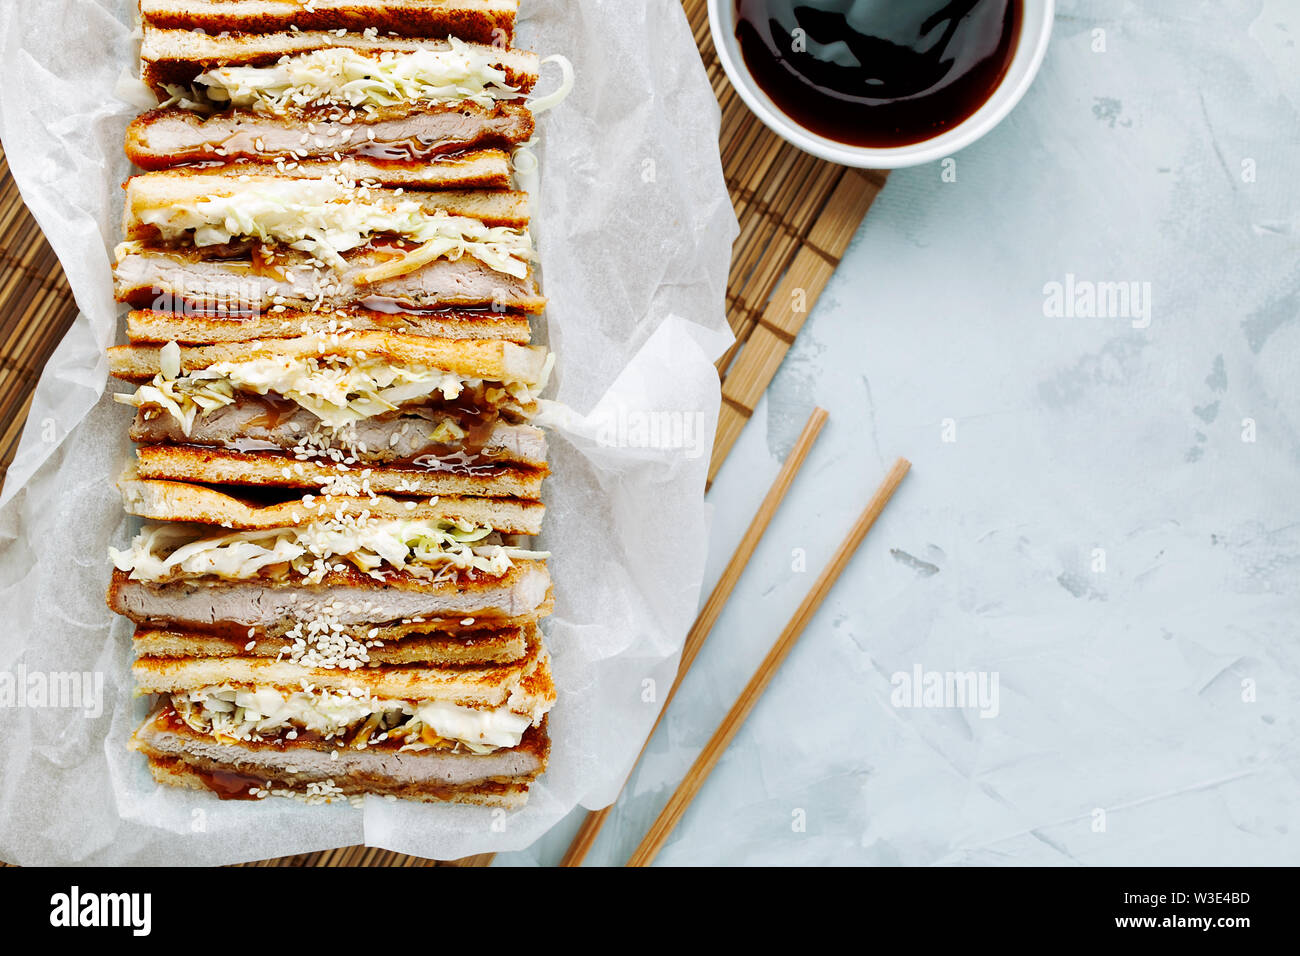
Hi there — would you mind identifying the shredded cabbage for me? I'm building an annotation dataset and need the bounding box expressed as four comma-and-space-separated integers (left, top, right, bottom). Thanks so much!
138, 178, 533, 277
527, 54, 574, 114
195, 42, 521, 113
203, 354, 469, 429
173, 684, 532, 753
115, 349, 541, 433
110, 516, 547, 584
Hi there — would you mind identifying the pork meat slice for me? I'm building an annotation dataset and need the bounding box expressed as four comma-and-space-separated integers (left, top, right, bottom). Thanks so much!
108, 561, 551, 628
126, 102, 535, 169
130, 397, 548, 466
115, 249, 545, 313
134, 713, 548, 789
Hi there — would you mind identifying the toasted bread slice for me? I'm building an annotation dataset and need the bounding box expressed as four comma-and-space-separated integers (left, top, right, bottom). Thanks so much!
133, 713, 548, 806
126, 103, 533, 171
133, 630, 553, 709
126, 306, 531, 345
142, 29, 538, 94
124, 174, 530, 238
228, 150, 511, 190
122, 145, 511, 189
108, 331, 548, 384
139, 0, 518, 46
134, 622, 531, 666
118, 475, 545, 534
133, 445, 548, 501
141, 752, 536, 806
115, 245, 546, 313
108, 560, 552, 627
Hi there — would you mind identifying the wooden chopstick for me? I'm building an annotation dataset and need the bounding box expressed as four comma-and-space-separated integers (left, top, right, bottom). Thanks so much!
625, 457, 912, 867
559, 407, 830, 866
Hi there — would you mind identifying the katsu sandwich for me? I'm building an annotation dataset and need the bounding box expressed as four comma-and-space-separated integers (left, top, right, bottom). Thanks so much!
108, 0, 562, 809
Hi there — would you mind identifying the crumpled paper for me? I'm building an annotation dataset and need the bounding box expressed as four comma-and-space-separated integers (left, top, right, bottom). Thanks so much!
0, 0, 737, 864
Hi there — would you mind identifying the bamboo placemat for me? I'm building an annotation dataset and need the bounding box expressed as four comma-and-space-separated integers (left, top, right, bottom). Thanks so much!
685, 0, 888, 483
0, 0, 886, 866
0, 149, 80, 488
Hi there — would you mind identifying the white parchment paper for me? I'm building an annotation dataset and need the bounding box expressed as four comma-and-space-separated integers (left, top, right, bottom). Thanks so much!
0, 0, 737, 864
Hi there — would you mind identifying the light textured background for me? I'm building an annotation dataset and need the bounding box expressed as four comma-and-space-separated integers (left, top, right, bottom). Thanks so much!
0, 0, 738, 865
499, 0, 1300, 866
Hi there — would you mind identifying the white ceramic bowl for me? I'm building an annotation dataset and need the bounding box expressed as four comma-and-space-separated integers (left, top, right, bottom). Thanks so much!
707, 0, 1055, 169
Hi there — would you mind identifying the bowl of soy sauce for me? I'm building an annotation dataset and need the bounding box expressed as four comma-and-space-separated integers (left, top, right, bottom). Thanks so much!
709, 0, 1054, 168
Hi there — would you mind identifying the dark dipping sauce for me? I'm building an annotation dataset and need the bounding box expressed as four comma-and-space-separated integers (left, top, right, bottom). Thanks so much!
734, 0, 1021, 148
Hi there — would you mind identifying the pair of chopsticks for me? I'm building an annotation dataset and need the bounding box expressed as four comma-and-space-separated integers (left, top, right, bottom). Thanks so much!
561, 407, 911, 866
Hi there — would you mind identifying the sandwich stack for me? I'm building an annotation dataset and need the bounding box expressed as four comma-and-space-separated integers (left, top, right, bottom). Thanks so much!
105, 0, 560, 808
